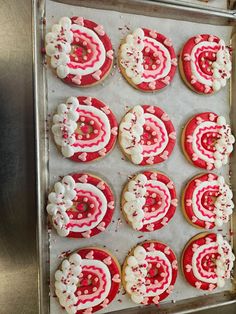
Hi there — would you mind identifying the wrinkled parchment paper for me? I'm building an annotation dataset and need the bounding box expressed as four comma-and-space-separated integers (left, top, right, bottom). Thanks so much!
45, 1, 233, 313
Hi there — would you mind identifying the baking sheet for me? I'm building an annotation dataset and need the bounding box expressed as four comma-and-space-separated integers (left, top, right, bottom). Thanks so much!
45, 1, 234, 313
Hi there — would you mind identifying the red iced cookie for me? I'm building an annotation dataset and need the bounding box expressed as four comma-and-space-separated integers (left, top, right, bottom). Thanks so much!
122, 171, 177, 231
122, 241, 178, 304
46, 173, 114, 238
119, 105, 176, 165
52, 96, 118, 162
180, 34, 231, 94
45, 16, 113, 86
183, 173, 234, 229
182, 233, 235, 291
119, 28, 177, 92
182, 112, 234, 170
55, 247, 120, 313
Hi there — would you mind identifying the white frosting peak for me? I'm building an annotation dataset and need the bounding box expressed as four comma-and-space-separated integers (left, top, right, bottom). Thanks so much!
119, 106, 145, 164
47, 175, 76, 236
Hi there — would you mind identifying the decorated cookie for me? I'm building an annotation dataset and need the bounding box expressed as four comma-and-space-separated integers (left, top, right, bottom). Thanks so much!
52, 96, 118, 162
182, 173, 234, 229
118, 28, 177, 92
119, 105, 176, 165
122, 241, 178, 304
121, 171, 177, 231
182, 233, 235, 290
45, 16, 113, 86
179, 34, 231, 94
182, 112, 234, 170
46, 173, 114, 238
55, 247, 121, 313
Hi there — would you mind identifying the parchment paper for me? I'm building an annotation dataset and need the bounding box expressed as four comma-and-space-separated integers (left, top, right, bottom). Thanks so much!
45, 1, 233, 313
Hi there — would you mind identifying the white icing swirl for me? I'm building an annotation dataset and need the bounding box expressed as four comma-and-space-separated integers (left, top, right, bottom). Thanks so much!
192, 176, 234, 226
192, 115, 235, 168
47, 176, 76, 236
192, 234, 235, 287
119, 106, 145, 164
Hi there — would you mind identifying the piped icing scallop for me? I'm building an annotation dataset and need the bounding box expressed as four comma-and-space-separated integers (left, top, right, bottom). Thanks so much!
119, 28, 177, 92
46, 173, 114, 238
45, 16, 113, 86
122, 171, 177, 231
182, 233, 235, 290
51, 96, 118, 162
180, 34, 231, 94
122, 241, 178, 305
119, 105, 176, 165
55, 248, 120, 314
183, 173, 234, 229
182, 112, 234, 170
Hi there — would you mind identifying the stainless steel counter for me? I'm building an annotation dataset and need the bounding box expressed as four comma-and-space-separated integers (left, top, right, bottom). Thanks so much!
0, 0, 235, 313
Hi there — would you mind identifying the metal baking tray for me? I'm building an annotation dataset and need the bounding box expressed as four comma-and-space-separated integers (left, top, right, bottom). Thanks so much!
33, 0, 236, 313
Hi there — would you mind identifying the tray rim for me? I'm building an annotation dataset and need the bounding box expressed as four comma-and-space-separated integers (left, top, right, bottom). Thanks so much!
33, 0, 236, 313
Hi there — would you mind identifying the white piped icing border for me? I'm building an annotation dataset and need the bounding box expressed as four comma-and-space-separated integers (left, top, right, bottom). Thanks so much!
55, 253, 82, 313
123, 174, 147, 230
212, 40, 232, 91
213, 116, 235, 168
119, 106, 145, 164
215, 234, 235, 287
213, 176, 234, 226
124, 246, 148, 304
47, 175, 76, 236
45, 17, 74, 79
120, 28, 145, 85
52, 97, 79, 158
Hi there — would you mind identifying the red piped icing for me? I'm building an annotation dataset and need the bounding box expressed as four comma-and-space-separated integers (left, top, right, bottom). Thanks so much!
57, 248, 120, 313
71, 97, 117, 163
120, 28, 177, 92
182, 233, 219, 291
123, 171, 177, 232
180, 34, 231, 94
119, 105, 176, 166
123, 241, 178, 305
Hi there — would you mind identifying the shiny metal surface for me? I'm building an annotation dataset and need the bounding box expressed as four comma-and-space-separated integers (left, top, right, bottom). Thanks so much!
0, 0, 38, 313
